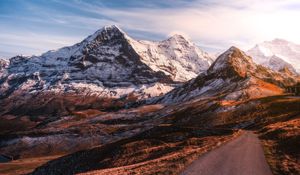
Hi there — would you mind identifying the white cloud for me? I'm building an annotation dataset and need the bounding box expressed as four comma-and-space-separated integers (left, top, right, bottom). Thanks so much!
1, 0, 300, 57
0, 32, 81, 57
61, 0, 300, 52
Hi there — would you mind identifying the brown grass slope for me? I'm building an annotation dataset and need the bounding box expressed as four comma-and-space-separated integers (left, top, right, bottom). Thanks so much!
30, 95, 300, 175
30, 125, 238, 175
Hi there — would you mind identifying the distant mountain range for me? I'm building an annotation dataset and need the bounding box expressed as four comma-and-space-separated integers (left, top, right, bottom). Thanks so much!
247, 38, 300, 75
0, 25, 300, 108
0, 25, 214, 102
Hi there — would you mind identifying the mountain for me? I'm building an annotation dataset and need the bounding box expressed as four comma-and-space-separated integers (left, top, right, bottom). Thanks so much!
0, 25, 214, 116
157, 46, 298, 103
247, 39, 300, 74
1, 45, 300, 175
129, 34, 214, 82
26, 47, 300, 175
0, 25, 213, 101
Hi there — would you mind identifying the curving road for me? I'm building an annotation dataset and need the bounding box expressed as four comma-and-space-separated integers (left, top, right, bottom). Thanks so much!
181, 131, 273, 175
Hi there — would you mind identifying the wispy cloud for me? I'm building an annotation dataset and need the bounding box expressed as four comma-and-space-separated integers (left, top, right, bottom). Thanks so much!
0, 32, 81, 56
66, 0, 300, 51
1, 0, 300, 58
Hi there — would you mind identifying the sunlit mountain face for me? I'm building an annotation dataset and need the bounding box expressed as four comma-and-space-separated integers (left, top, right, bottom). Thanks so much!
0, 1, 300, 175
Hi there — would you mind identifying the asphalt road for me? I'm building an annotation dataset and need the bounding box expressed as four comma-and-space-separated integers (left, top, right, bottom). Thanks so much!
181, 131, 273, 175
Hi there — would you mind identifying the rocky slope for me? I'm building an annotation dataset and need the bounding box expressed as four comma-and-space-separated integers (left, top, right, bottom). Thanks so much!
156, 46, 298, 104
247, 39, 300, 74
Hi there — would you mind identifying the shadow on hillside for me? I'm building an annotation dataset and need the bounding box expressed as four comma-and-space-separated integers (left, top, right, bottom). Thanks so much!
30, 125, 236, 175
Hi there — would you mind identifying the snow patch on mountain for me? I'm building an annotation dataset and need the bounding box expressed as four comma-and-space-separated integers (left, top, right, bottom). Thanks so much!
129, 34, 214, 82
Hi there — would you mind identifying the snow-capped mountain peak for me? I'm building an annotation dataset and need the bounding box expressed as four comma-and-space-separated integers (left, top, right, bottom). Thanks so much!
40, 25, 128, 61
85, 25, 126, 42
126, 33, 215, 82
247, 39, 300, 74
0, 25, 214, 102
209, 46, 255, 78
83, 25, 136, 45
165, 34, 190, 43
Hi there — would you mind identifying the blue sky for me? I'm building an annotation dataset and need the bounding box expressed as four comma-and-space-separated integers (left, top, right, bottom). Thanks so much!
1, 0, 300, 58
